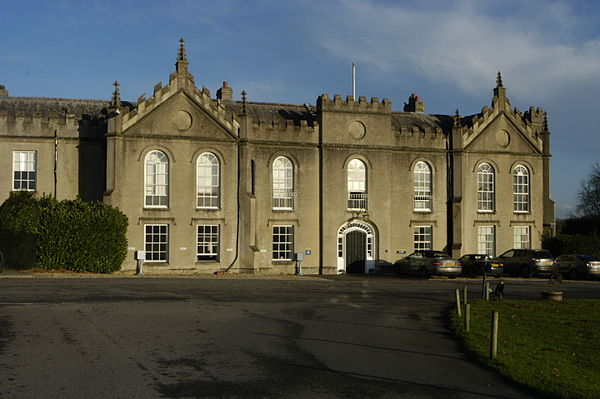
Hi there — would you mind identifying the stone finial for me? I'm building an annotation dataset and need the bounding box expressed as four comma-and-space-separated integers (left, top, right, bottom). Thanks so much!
453, 109, 461, 128
543, 112, 548, 131
110, 81, 121, 108
241, 90, 247, 114
175, 37, 189, 74
496, 71, 503, 88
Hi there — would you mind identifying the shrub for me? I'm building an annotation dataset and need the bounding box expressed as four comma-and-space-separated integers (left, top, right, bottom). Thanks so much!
543, 233, 600, 258
0, 193, 128, 273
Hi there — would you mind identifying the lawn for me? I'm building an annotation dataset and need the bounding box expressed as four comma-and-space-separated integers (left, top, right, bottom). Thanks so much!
451, 299, 600, 399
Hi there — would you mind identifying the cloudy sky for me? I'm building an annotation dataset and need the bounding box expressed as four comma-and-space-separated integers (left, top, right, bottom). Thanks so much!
2, 0, 599, 218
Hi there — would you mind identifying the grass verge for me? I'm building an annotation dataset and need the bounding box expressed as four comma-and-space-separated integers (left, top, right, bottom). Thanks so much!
451, 299, 600, 399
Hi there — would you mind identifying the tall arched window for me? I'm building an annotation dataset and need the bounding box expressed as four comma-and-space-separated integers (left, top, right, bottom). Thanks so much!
347, 159, 367, 210
477, 163, 495, 212
272, 156, 294, 209
144, 150, 169, 207
513, 165, 530, 213
413, 161, 432, 211
197, 152, 220, 208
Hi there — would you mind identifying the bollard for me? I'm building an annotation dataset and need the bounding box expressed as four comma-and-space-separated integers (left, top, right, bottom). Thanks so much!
481, 272, 488, 299
136, 259, 143, 275
485, 282, 490, 300
490, 311, 499, 359
455, 288, 462, 317
463, 286, 468, 305
464, 303, 471, 333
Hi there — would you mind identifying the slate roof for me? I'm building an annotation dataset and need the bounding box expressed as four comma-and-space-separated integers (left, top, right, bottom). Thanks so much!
391, 112, 453, 133
0, 96, 134, 118
224, 101, 317, 126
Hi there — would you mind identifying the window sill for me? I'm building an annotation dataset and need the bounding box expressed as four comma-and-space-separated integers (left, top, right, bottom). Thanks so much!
477, 210, 496, 214
413, 209, 432, 213
144, 207, 169, 211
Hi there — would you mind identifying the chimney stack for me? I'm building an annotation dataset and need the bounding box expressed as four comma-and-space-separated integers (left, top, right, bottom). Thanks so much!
217, 81, 233, 101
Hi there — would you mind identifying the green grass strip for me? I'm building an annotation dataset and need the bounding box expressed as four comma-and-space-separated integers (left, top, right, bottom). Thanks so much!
451, 299, 600, 399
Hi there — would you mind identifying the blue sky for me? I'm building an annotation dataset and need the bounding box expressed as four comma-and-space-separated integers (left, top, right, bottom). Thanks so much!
2, 0, 600, 218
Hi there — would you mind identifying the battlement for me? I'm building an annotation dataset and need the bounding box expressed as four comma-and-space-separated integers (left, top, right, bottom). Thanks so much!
251, 116, 318, 134
394, 125, 444, 137
317, 94, 392, 114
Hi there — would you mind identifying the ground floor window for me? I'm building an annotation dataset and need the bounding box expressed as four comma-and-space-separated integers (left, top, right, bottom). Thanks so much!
477, 226, 495, 256
13, 150, 37, 191
144, 224, 168, 262
272, 225, 293, 261
414, 226, 433, 251
197, 225, 220, 261
513, 226, 530, 249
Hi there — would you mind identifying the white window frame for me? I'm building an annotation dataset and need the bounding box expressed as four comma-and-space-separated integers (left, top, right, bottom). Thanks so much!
347, 159, 367, 211
13, 151, 37, 191
197, 152, 220, 209
513, 165, 530, 213
144, 224, 169, 262
197, 224, 220, 261
513, 226, 530, 249
272, 156, 294, 210
413, 226, 433, 251
272, 225, 294, 261
477, 226, 496, 257
144, 150, 169, 208
413, 161, 432, 212
477, 163, 495, 212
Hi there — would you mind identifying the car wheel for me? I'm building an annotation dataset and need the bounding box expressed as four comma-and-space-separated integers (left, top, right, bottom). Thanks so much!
520, 265, 532, 278
569, 269, 579, 280
420, 266, 429, 278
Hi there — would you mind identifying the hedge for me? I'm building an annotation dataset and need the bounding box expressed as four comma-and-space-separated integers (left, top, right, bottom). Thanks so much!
0, 192, 128, 273
542, 233, 600, 258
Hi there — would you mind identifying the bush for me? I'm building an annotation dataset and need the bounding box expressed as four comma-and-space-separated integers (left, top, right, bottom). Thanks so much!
542, 233, 600, 258
0, 193, 128, 273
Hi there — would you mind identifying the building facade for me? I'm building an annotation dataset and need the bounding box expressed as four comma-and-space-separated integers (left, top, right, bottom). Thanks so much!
0, 40, 555, 274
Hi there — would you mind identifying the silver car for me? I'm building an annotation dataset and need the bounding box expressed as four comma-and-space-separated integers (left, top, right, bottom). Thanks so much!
394, 250, 462, 278
554, 254, 600, 280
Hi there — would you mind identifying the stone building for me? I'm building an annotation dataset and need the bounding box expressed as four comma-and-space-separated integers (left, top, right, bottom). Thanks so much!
0, 40, 555, 274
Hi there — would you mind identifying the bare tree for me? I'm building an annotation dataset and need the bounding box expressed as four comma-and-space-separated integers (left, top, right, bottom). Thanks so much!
577, 163, 600, 218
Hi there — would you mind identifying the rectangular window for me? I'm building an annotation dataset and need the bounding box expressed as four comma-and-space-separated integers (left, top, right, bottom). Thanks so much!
197, 225, 220, 261
144, 224, 169, 262
477, 226, 495, 257
513, 226, 530, 249
414, 226, 433, 251
13, 151, 37, 191
272, 225, 294, 261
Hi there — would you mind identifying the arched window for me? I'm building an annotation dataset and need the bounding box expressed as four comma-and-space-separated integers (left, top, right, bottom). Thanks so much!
197, 152, 220, 208
413, 161, 432, 211
144, 150, 169, 207
477, 163, 495, 212
347, 159, 367, 210
513, 165, 530, 213
272, 156, 294, 209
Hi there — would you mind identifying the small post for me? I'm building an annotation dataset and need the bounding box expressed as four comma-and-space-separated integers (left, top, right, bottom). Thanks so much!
463, 286, 468, 305
481, 271, 488, 299
464, 303, 471, 332
490, 311, 499, 359
455, 288, 462, 317
485, 282, 490, 300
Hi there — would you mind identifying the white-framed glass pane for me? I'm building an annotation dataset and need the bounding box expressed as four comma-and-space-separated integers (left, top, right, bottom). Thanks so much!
197, 225, 219, 261
513, 226, 530, 249
272, 225, 294, 261
414, 226, 433, 251
477, 226, 495, 256
347, 159, 367, 210
144, 224, 168, 262
513, 165, 530, 213
197, 153, 220, 208
144, 150, 169, 207
272, 156, 294, 209
13, 151, 37, 191
413, 161, 432, 211
477, 163, 495, 212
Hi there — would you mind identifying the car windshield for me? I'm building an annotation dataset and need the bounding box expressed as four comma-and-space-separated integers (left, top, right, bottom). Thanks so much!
579, 255, 599, 262
533, 251, 553, 259
428, 251, 450, 259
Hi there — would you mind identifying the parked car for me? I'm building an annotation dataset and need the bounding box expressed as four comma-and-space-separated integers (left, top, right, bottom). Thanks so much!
554, 254, 600, 280
493, 249, 554, 277
394, 250, 462, 278
458, 254, 503, 277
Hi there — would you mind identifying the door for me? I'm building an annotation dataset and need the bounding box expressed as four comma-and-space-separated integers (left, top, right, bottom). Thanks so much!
345, 230, 366, 274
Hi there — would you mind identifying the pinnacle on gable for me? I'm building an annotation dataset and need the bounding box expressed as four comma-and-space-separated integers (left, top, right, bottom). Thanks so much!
110, 80, 121, 108
493, 70, 507, 101
175, 37, 189, 74
496, 71, 503, 88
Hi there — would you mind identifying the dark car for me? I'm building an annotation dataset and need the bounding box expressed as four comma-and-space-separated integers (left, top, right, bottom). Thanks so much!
493, 249, 554, 277
554, 254, 600, 280
394, 250, 462, 278
458, 254, 503, 277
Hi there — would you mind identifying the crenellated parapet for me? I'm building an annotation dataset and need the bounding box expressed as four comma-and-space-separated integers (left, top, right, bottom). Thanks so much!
250, 116, 318, 138
317, 94, 392, 114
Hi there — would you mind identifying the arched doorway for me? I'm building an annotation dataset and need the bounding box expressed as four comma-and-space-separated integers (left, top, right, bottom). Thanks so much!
337, 221, 375, 274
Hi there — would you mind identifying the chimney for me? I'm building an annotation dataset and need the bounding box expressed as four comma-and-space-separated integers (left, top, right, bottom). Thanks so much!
0, 85, 7, 97
403, 93, 425, 113
217, 81, 233, 101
